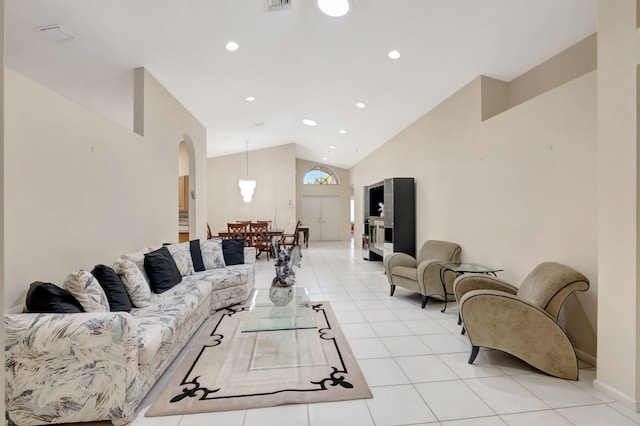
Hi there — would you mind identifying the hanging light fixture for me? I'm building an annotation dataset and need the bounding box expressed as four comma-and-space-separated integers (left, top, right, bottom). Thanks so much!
238, 141, 256, 203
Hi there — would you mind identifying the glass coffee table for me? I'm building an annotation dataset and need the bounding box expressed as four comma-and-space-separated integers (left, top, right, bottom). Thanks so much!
240, 286, 317, 333
435, 261, 503, 313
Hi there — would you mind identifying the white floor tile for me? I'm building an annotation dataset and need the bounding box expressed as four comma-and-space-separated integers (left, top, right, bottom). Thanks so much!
366, 384, 438, 425
244, 404, 309, 426
392, 308, 431, 321
415, 380, 495, 421
308, 399, 375, 426
370, 320, 413, 337
511, 373, 601, 408
500, 409, 573, 425
556, 404, 639, 426
355, 300, 389, 310
419, 333, 470, 354
438, 352, 504, 379
481, 350, 538, 376
609, 402, 640, 423
358, 357, 410, 386
441, 417, 506, 425
404, 319, 448, 334
396, 354, 458, 383
464, 376, 549, 414
334, 310, 367, 323
340, 322, 377, 339
360, 308, 398, 322
381, 335, 433, 357
349, 337, 392, 359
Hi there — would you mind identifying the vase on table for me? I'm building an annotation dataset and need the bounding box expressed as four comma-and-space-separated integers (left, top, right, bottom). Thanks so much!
269, 239, 302, 306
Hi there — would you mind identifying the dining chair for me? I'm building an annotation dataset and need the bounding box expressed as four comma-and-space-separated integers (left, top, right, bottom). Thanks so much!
280, 220, 301, 248
249, 222, 270, 260
227, 222, 249, 246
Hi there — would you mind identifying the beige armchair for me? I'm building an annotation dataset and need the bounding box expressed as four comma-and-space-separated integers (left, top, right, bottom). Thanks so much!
383, 240, 461, 308
454, 262, 589, 380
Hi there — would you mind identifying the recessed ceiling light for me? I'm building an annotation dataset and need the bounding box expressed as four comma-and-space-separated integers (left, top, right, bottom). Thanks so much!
329, 146, 336, 150
317, 0, 351, 17
339, 129, 347, 134
356, 102, 366, 108
322, 157, 328, 161
388, 50, 401, 59
302, 119, 318, 126
225, 41, 239, 51
245, 96, 256, 102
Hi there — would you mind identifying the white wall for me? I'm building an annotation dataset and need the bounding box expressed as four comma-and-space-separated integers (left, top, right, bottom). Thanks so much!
1, 0, 6, 413
595, 0, 640, 407
207, 143, 297, 235
350, 72, 598, 359
4, 67, 207, 308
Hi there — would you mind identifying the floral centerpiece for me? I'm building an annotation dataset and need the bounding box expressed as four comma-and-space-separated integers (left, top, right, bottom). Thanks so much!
272, 238, 302, 287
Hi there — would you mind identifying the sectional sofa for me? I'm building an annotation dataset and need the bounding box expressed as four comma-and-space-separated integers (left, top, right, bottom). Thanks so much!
5, 238, 255, 425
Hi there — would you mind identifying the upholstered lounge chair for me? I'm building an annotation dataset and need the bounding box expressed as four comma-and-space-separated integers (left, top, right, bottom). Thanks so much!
454, 261, 589, 380
383, 240, 461, 308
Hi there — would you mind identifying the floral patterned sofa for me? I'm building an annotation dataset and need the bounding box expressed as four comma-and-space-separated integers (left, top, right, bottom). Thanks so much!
5, 239, 255, 425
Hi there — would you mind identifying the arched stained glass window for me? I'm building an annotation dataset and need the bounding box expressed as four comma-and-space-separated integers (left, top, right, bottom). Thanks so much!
303, 166, 340, 185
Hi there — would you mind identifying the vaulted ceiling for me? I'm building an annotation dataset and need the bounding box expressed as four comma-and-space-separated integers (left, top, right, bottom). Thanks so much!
6, 0, 597, 168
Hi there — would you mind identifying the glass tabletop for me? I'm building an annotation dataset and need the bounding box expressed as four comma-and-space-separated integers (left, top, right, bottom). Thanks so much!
240, 286, 317, 333
435, 261, 503, 274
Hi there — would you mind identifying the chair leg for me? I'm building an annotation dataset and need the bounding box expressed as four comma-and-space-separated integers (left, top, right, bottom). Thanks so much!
389, 285, 396, 296
468, 346, 480, 364
421, 295, 428, 308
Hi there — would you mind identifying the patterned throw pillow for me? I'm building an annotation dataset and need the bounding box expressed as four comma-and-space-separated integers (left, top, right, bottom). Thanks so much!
200, 239, 226, 270
63, 270, 110, 313
121, 249, 151, 286
113, 258, 152, 308
167, 241, 194, 276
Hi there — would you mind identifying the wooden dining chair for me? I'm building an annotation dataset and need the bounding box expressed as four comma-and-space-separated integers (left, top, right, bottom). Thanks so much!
249, 222, 270, 260
280, 220, 301, 248
227, 222, 249, 246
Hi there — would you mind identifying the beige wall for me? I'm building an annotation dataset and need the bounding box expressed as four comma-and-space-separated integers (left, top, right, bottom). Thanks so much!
296, 159, 353, 241
350, 71, 598, 359
207, 143, 297, 235
4, 67, 207, 308
594, 0, 640, 408
1, 0, 6, 413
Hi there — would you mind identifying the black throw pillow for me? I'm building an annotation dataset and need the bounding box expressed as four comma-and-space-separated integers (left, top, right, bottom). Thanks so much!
25, 281, 85, 313
91, 264, 133, 312
190, 239, 206, 272
144, 246, 182, 293
222, 238, 245, 266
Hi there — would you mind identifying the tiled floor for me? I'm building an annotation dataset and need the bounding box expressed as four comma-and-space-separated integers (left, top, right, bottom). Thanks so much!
122, 241, 637, 425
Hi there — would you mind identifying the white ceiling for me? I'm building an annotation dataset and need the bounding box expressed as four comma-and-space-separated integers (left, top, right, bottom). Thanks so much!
5, 0, 597, 169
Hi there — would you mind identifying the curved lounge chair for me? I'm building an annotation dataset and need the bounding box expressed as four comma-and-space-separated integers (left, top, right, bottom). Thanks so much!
454, 262, 589, 380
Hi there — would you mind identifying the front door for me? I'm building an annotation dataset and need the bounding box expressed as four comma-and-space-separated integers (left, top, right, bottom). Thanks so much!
301, 195, 340, 241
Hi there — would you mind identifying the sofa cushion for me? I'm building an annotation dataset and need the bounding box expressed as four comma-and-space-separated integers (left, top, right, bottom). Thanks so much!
167, 241, 195, 276
222, 238, 245, 265
190, 239, 206, 272
25, 281, 85, 313
393, 266, 418, 281
144, 247, 182, 294
122, 248, 151, 286
130, 317, 164, 366
183, 264, 253, 290
91, 264, 133, 312
63, 270, 110, 312
200, 239, 226, 270
113, 258, 152, 308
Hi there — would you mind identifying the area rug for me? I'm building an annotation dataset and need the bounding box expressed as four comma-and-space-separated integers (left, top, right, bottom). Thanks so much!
145, 301, 372, 417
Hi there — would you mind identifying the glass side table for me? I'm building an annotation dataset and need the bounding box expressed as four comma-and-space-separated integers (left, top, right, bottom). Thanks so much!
435, 261, 504, 313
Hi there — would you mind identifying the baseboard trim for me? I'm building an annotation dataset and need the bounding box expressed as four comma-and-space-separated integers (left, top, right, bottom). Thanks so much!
593, 379, 639, 412
575, 348, 597, 368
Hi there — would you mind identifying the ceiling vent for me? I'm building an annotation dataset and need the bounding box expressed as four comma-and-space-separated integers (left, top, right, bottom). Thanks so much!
267, 0, 291, 11
35, 24, 76, 41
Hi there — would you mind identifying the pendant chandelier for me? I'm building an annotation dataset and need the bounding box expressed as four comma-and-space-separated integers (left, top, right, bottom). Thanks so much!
238, 140, 256, 203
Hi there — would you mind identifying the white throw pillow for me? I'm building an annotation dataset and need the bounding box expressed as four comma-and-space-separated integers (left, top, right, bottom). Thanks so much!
121, 249, 151, 286
167, 242, 194, 276
200, 239, 226, 270
113, 258, 152, 308
63, 270, 110, 312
